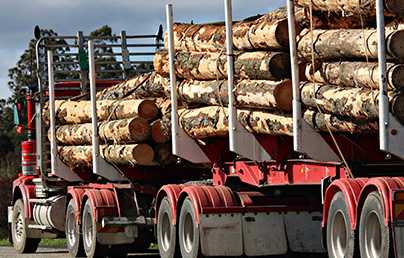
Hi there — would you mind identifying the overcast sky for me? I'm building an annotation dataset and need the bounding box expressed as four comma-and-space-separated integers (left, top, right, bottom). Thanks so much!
0, 0, 282, 99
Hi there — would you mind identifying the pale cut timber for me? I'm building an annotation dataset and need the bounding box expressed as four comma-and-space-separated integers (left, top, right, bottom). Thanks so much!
303, 110, 378, 134
178, 79, 292, 111
46, 99, 158, 124
53, 117, 150, 145
300, 82, 404, 123
154, 50, 290, 81
178, 106, 293, 139
297, 29, 404, 60
305, 62, 404, 90
295, 0, 404, 17
58, 144, 154, 169
96, 72, 170, 100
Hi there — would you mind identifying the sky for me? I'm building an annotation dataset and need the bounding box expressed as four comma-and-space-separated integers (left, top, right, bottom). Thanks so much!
0, 0, 282, 99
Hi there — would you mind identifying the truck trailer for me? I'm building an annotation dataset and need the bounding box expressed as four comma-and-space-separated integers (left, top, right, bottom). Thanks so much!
7, 1, 404, 258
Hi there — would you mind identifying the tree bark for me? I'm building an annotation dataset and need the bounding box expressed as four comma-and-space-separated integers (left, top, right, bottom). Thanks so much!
300, 82, 404, 122
165, 7, 291, 52
303, 109, 378, 134
178, 106, 293, 139
46, 99, 158, 124
297, 28, 404, 60
305, 62, 404, 90
58, 144, 154, 169
154, 50, 290, 81
178, 79, 292, 111
96, 72, 169, 100
295, 0, 404, 17
53, 117, 150, 145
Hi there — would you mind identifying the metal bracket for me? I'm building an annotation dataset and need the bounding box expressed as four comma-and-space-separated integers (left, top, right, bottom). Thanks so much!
47, 50, 83, 182
224, 0, 272, 162
166, 4, 211, 164
286, 0, 339, 162
88, 40, 127, 181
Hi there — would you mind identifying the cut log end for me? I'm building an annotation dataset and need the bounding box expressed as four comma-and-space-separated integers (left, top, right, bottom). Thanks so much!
273, 80, 293, 111
390, 65, 404, 90
391, 94, 404, 124
270, 53, 291, 80
127, 117, 151, 142
385, 0, 404, 17
151, 119, 171, 143
387, 30, 404, 60
138, 100, 159, 121
275, 19, 290, 48
131, 144, 155, 165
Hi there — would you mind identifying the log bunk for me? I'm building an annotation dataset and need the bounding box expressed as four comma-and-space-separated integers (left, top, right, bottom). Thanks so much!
45, 2, 404, 171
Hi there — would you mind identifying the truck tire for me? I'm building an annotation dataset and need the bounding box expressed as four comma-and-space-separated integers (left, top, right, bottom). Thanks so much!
65, 199, 85, 257
178, 197, 203, 258
359, 192, 391, 258
157, 197, 179, 258
11, 199, 40, 253
82, 199, 108, 258
326, 192, 355, 258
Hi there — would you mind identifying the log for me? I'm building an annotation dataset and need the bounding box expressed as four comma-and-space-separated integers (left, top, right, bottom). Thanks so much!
96, 72, 169, 100
295, 0, 404, 16
53, 117, 150, 145
297, 28, 404, 60
58, 144, 154, 168
165, 7, 290, 52
154, 50, 290, 81
154, 144, 177, 166
305, 62, 404, 90
300, 82, 404, 122
303, 110, 378, 134
46, 99, 158, 124
179, 106, 292, 139
178, 79, 292, 111
151, 119, 171, 144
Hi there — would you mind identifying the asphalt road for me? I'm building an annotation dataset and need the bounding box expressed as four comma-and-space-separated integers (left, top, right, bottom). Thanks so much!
0, 247, 160, 258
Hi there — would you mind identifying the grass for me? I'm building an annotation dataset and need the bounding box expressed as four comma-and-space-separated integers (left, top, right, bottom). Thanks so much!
0, 238, 66, 248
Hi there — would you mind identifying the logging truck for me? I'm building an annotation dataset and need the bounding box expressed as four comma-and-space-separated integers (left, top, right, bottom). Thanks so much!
7, 1, 404, 258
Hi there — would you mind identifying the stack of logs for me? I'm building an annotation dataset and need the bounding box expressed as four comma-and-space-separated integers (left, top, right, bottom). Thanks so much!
48, 73, 176, 170
50, 1, 404, 170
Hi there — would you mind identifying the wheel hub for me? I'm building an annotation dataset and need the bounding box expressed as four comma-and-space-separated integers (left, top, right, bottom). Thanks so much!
160, 211, 171, 251
15, 211, 24, 242
331, 210, 348, 257
182, 212, 194, 253
364, 211, 382, 258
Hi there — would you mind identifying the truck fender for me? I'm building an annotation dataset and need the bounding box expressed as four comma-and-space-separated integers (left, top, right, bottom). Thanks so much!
66, 187, 86, 224
322, 178, 367, 230
155, 184, 184, 225
177, 185, 237, 224
12, 176, 35, 219
82, 188, 118, 223
357, 177, 404, 226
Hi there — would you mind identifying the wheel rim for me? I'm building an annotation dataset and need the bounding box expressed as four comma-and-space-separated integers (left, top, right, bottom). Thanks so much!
66, 209, 77, 248
182, 212, 194, 253
364, 211, 382, 258
330, 210, 348, 257
14, 209, 24, 242
160, 211, 171, 251
83, 208, 94, 249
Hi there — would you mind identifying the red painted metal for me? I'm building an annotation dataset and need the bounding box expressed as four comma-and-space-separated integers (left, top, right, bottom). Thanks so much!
12, 176, 35, 219
67, 187, 86, 224
357, 177, 404, 226
322, 178, 367, 229
21, 140, 37, 176
155, 184, 184, 224
26, 95, 35, 132
214, 160, 349, 188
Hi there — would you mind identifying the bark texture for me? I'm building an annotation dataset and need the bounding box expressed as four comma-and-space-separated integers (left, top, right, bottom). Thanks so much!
297, 29, 404, 60
296, 0, 404, 16
58, 144, 154, 168
305, 62, 404, 90
178, 79, 292, 111
179, 106, 293, 139
154, 50, 290, 81
303, 110, 378, 134
96, 72, 169, 100
47, 99, 158, 124
53, 117, 150, 145
300, 82, 404, 122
